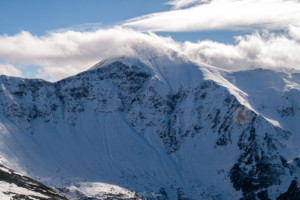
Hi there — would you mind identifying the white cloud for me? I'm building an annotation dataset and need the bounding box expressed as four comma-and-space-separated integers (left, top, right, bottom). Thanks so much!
0, 64, 22, 77
1, 27, 300, 81
124, 0, 300, 32
289, 25, 300, 40
184, 31, 300, 71
0, 27, 180, 81
165, 0, 209, 9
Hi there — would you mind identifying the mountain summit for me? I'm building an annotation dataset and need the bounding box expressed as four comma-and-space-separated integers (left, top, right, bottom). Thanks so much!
1, 52, 300, 199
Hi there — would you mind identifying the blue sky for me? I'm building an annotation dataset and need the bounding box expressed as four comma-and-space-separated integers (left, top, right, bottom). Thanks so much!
0, 0, 300, 81
0, 0, 239, 43
0, 0, 167, 35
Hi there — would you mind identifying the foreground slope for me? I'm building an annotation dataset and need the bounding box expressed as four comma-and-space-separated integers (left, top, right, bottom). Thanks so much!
0, 157, 69, 200
1, 51, 300, 199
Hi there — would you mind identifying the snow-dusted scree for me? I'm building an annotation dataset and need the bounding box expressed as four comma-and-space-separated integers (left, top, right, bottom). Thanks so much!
1, 51, 300, 199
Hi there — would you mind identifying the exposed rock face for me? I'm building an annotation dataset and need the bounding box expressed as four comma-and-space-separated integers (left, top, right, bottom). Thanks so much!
277, 178, 300, 200
0, 61, 151, 132
1, 54, 300, 199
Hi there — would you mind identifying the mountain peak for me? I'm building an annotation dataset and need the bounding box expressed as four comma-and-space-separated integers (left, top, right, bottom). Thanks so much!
1, 49, 300, 199
88, 48, 192, 71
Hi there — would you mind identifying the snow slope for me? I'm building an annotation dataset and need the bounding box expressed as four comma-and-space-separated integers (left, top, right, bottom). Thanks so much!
1, 51, 300, 199
0, 159, 69, 200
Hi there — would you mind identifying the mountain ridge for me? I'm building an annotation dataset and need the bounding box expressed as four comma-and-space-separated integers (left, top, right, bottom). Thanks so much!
1, 52, 300, 199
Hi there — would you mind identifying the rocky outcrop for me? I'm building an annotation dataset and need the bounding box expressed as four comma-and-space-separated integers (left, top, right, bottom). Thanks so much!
277, 178, 300, 200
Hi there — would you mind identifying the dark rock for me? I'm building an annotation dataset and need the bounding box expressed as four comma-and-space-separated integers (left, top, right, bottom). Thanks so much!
277, 178, 300, 200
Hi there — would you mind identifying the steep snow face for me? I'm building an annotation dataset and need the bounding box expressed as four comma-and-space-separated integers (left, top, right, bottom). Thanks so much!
1, 52, 300, 199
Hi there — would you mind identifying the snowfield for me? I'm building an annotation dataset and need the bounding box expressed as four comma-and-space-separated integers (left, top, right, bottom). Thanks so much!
1, 50, 300, 199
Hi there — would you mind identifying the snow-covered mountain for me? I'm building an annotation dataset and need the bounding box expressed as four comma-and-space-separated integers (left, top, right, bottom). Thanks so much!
1, 50, 300, 199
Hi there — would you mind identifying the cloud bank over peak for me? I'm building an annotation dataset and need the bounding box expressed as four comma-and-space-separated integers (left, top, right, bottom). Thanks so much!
124, 0, 300, 32
0, 64, 22, 77
1, 26, 300, 81
0, 27, 179, 81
